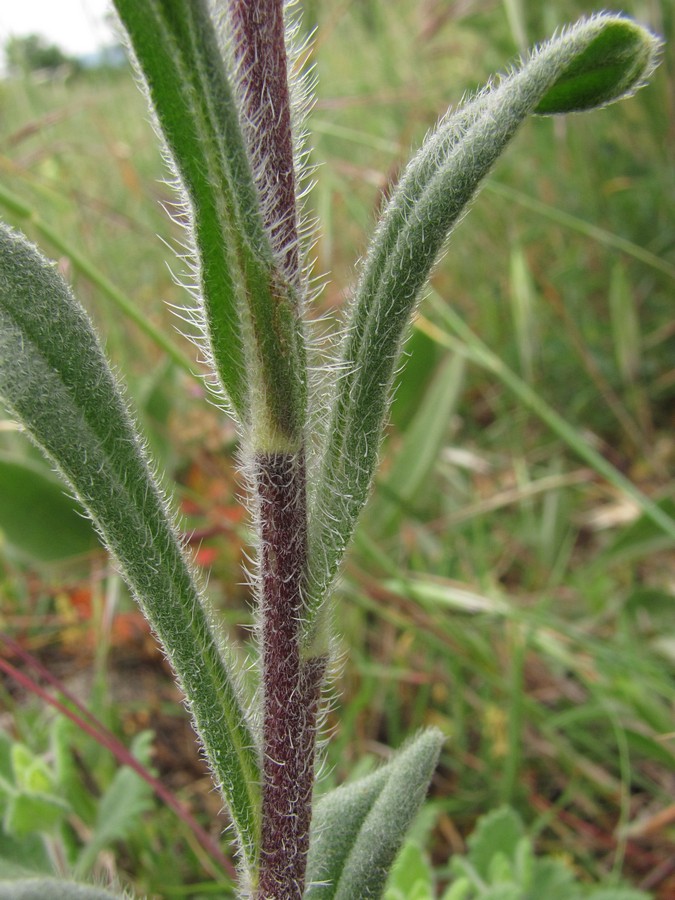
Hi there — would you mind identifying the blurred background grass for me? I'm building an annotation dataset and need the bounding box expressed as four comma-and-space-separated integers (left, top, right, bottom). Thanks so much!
0, 0, 673, 897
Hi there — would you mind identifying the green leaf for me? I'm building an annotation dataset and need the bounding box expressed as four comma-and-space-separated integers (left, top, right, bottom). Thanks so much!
513, 837, 534, 889
3, 793, 70, 838
0, 733, 12, 785
15, 761, 52, 797
305, 14, 662, 641
49, 718, 97, 824
113, 0, 306, 447
74, 733, 154, 877
534, 18, 661, 115
0, 224, 260, 868
442, 880, 472, 900
465, 807, 524, 880
0, 455, 99, 563
10, 744, 50, 793
529, 858, 578, 900
445, 810, 588, 899
305, 728, 443, 899
488, 851, 516, 884
384, 841, 434, 899
0, 832, 54, 880
112, 0, 250, 421
0, 880, 125, 900
479, 888, 522, 900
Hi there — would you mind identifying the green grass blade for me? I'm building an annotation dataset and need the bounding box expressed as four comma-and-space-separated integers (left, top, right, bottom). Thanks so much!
370, 354, 465, 534
599, 497, 675, 565
305, 14, 662, 641
509, 244, 537, 383
0, 224, 261, 867
0, 183, 198, 379
422, 291, 675, 544
485, 181, 675, 281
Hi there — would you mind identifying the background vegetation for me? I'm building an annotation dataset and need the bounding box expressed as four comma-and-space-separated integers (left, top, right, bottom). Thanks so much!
0, 0, 673, 896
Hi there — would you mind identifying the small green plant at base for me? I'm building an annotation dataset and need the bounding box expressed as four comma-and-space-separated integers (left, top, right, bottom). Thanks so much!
384, 807, 653, 900
0, 2, 664, 898
0, 720, 154, 885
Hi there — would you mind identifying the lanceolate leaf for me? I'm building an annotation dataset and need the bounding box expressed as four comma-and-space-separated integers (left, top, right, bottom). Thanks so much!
305, 729, 444, 899
0, 225, 261, 867
113, 0, 250, 420
305, 14, 662, 643
113, 0, 306, 448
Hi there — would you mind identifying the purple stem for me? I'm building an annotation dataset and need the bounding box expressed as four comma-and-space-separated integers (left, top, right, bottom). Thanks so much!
228, 0, 300, 284
255, 453, 325, 898
226, 4, 324, 892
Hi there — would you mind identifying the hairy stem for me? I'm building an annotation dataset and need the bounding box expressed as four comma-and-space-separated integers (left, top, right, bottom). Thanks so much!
226, 4, 322, 891
227, 0, 325, 888
256, 453, 325, 898
228, 0, 300, 285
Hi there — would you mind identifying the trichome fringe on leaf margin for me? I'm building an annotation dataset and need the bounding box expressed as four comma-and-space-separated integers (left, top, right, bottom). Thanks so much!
303, 13, 663, 650
0, 223, 262, 867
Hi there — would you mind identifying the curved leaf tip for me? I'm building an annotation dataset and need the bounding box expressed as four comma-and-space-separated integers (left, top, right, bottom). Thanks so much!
535, 15, 662, 115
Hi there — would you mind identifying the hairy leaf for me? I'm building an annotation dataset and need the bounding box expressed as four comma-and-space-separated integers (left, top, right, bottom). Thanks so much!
305, 14, 661, 641
305, 729, 443, 899
0, 224, 260, 867
113, 0, 306, 447
534, 18, 660, 114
